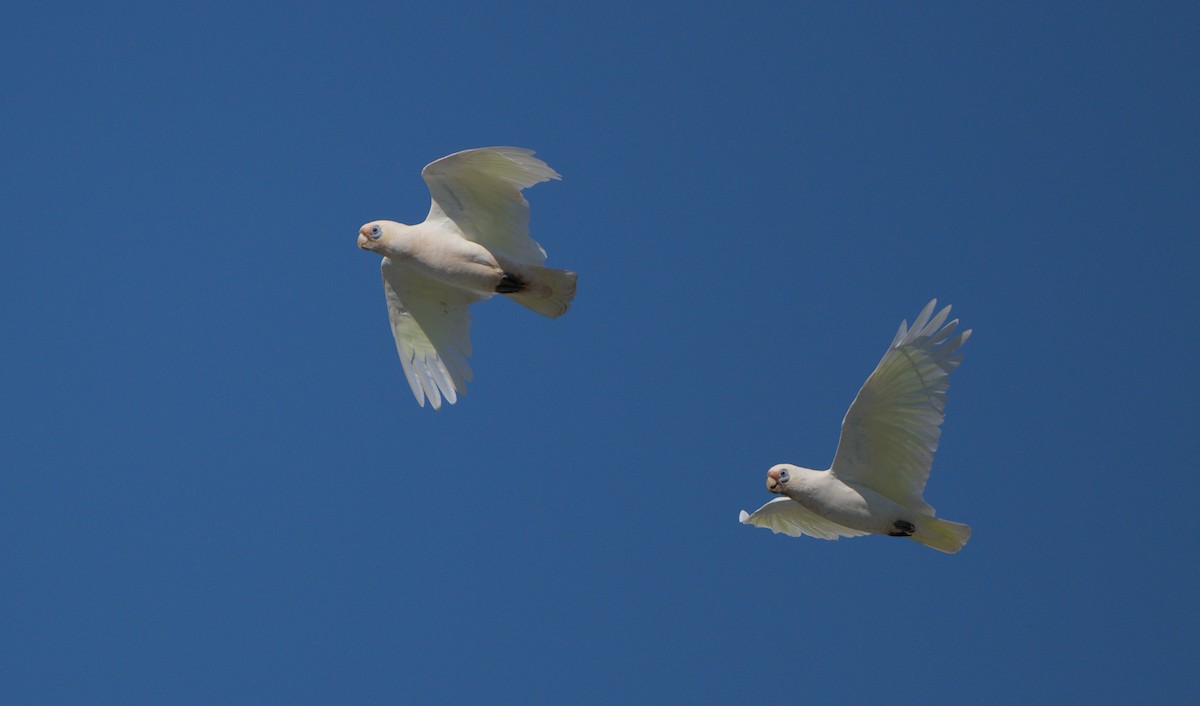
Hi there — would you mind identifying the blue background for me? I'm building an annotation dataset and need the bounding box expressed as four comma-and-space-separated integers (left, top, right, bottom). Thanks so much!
2, 2, 1197, 703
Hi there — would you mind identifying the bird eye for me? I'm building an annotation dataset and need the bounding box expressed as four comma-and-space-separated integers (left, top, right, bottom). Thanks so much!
779, 470, 789, 482
369, 225, 382, 239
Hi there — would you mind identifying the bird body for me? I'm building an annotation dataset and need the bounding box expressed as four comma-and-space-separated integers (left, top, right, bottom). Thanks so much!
770, 465, 903, 535
740, 300, 973, 554
362, 220, 510, 295
357, 147, 576, 409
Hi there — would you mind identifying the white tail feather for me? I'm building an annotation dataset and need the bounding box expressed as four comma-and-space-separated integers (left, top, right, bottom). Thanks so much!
507, 266, 577, 318
910, 517, 972, 554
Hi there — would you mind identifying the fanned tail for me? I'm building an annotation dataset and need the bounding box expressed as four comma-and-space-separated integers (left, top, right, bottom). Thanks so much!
506, 266, 577, 318
910, 517, 972, 554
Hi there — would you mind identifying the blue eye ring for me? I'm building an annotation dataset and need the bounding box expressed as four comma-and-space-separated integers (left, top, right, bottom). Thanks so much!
778, 470, 789, 483
369, 224, 382, 239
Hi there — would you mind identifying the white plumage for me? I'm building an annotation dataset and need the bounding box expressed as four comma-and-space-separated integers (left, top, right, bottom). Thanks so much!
739, 300, 973, 553
358, 147, 577, 409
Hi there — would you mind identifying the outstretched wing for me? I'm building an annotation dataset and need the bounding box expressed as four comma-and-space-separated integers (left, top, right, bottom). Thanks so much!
739, 497, 868, 540
829, 300, 971, 513
422, 147, 560, 265
381, 258, 487, 409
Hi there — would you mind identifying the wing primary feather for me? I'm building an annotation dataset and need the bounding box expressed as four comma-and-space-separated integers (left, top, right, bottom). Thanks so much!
399, 357, 427, 407
909, 299, 938, 335
921, 305, 952, 338
929, 319, 959, 346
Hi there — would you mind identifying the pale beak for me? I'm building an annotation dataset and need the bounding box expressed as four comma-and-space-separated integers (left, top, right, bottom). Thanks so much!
357, 233, 369, 249
766, 468, 781, 493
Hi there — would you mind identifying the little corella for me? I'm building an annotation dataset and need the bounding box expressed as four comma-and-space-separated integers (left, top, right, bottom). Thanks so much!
740, 300, 973, 553
358, 147, 576, 409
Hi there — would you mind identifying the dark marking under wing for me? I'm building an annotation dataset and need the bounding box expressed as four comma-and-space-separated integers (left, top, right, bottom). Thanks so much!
495, 274, 525, 294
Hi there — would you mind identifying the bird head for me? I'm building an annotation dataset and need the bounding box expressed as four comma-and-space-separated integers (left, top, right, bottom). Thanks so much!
766, 464, 794, 494
357, 220, 402, 252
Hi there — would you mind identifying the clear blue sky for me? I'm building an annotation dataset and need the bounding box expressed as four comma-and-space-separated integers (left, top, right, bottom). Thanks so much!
2, 2, 1197, 703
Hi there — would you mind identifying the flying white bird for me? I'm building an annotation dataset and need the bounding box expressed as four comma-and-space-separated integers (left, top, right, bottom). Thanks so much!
739, 300, 973, 553
358, 147, 577, 409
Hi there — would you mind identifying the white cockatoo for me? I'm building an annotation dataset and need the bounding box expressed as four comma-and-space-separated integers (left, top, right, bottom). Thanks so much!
739, 300, 973, 553
358, 147, 577, 409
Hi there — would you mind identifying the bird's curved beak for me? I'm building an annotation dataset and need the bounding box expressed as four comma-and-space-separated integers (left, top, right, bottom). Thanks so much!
357, 232, 369, 249
766, 469, 781, 493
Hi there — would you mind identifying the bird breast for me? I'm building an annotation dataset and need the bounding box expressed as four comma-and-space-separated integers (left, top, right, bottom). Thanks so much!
388, 226, 506, 294
789, 474, 903, 534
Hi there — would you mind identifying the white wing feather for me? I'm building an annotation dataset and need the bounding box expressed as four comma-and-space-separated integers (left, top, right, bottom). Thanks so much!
381, 259, 487, 410
422, 146, 560, 265
739, 497, 869, 540
829, 299, 972, 513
